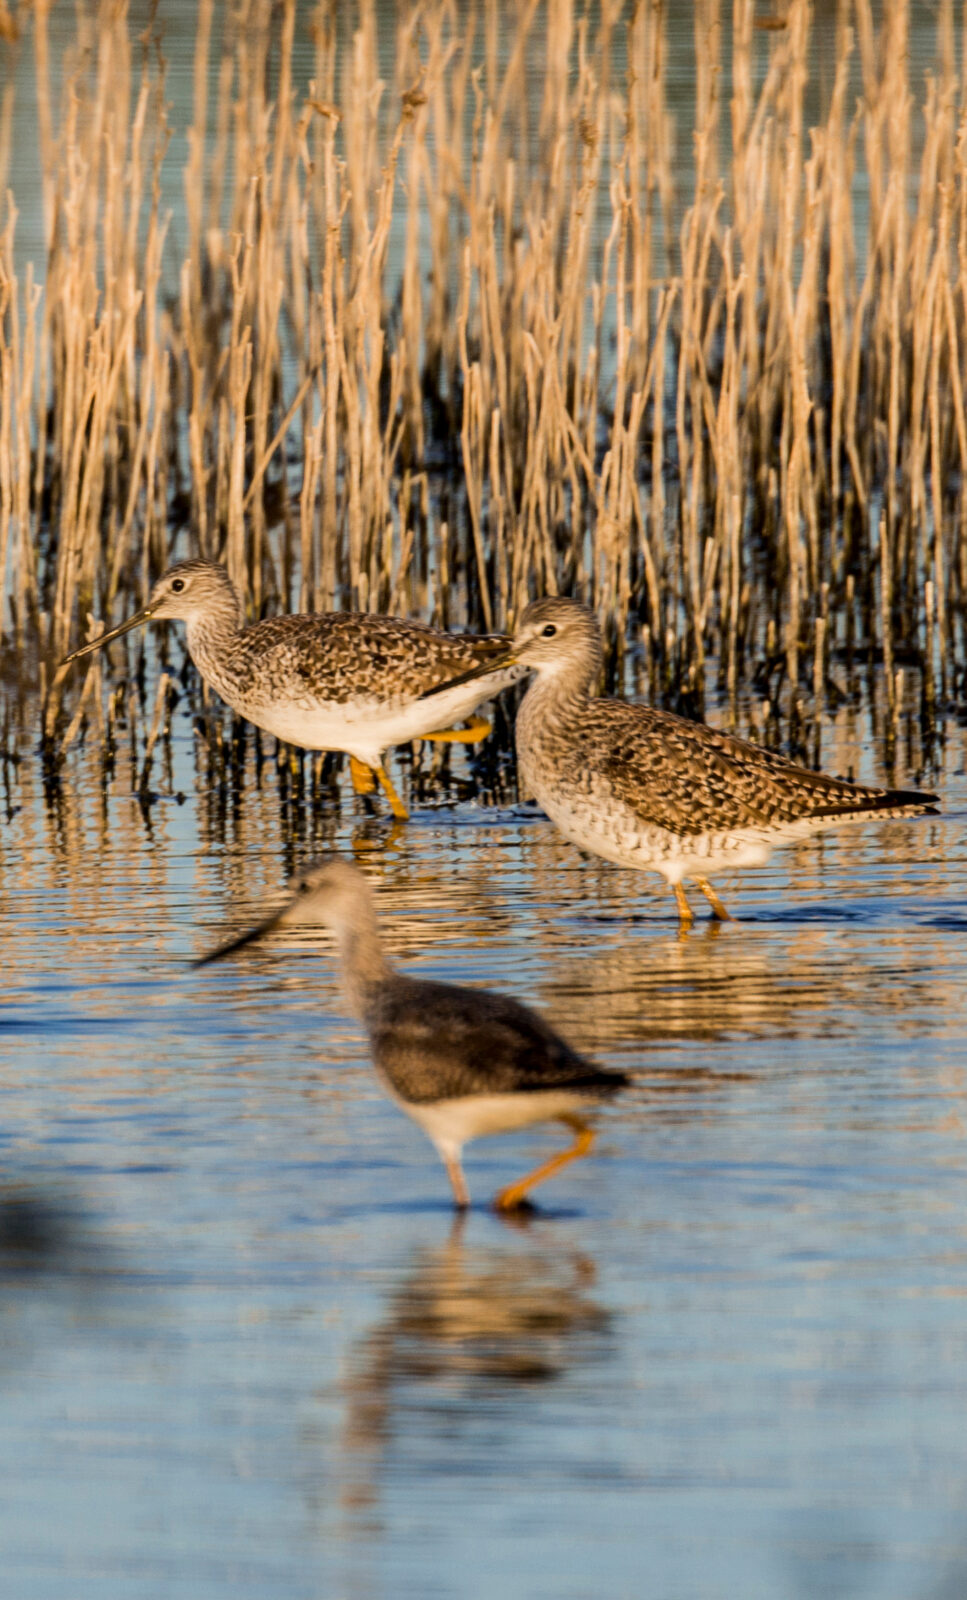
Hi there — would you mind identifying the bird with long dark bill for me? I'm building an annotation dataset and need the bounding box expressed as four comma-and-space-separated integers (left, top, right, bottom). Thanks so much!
196, 859, 629, 1212
422, 597, 939, 927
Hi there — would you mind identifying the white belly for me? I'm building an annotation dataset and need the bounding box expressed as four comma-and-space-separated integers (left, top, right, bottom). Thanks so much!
534, 784, 780, 885
405, 1089, 595, 1157
533, 782, 879, 885
245, 677, 503, 768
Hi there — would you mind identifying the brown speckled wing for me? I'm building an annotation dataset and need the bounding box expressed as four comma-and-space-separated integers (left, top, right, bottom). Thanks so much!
231, 613, 511, 705
596, 703, 767, 833
589, 700, 935, 834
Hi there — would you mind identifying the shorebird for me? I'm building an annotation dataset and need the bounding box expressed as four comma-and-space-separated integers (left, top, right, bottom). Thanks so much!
421, 597, 939, 927
197, 859, 629, 1211
62, 561, 521, 818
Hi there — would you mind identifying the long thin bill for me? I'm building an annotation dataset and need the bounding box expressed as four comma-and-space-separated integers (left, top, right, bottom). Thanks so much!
193, 908, 287, 968
61, 606, 154, 666
418, 650, 518, 701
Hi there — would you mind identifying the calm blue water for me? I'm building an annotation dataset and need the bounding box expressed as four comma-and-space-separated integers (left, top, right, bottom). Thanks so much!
2, 696, 967, 1599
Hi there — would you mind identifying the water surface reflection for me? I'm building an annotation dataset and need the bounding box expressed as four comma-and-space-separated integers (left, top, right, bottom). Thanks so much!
333, 1220, 614, 1520
3, 716, 967, 1598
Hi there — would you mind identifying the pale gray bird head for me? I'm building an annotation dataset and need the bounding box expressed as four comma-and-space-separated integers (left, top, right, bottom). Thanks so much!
507, 598, 604, 680
195, 858, 374, 966
277, 859, 372, 928
62, 561, 240, 664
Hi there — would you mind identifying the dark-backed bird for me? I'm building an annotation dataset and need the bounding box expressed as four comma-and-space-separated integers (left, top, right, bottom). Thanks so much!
197, 858, 629, 1211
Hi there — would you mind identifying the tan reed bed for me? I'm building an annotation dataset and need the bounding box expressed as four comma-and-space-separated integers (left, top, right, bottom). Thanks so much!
0, 0, 963, 783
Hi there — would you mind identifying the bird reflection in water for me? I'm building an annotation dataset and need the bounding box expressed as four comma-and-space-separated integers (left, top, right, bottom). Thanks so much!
334, 1218, 613, 1517
531, 908, 954, 1053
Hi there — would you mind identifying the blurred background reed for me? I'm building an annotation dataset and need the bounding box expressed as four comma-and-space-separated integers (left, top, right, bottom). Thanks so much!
0, 0, 963, 780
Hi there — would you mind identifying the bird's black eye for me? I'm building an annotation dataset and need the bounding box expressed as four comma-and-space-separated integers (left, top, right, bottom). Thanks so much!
541, 623, 557, 638
171, 577, 186, 594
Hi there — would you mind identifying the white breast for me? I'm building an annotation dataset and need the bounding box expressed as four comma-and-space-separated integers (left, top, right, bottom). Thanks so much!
239, 676, 507, 768
533, 782, 779, 884
404, 1089, 597, 1157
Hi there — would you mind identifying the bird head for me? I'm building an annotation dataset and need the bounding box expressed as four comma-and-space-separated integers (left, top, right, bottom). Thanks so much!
62, 561, 239, 664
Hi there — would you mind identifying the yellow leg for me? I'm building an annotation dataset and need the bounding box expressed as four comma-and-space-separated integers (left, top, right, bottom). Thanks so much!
421, 715, 492, 745
493, 1117, 595, 1212
349, 754, 377, 796
375, 763, 409, 821
694, 877, 732, 921
673, 882, 694, 930
444, 1154, 470, 1210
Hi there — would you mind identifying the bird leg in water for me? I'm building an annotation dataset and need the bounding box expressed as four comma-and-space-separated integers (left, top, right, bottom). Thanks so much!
421, 716, 492, 745
672, 883, 694, 930
375, 763, 410, 821
493, 1116, 595, 1212
347, 752, 377, 796
349, 755, 378, 796
445, 1154, 470, 1210
694, 877, 732, 921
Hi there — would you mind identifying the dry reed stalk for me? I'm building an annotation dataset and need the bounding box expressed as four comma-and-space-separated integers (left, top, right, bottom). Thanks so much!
30, 0, 54, 251
0, 45, 13, 201
928, 237, 950, 699
924, 577, 937, 718
0, 0, 961, 784
714, 240, 743, 705
0, 240, 13, 630
138, 670, 170, 791
59, 646, 102, 756
879, 512, 896, 725
812, 614, 825, 757
184, 0, 214, 313
823, 12, 855, 528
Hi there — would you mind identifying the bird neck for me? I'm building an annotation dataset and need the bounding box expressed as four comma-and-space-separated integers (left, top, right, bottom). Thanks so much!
184, 590, 245, 684
521, 654, 596, 721
331, 904, 393, 1019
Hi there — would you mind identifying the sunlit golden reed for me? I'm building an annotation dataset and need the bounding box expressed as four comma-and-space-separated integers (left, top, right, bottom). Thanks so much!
0, 0, 962, 768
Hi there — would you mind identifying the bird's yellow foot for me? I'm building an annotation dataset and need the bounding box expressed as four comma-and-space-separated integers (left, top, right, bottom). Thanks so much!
673, 883, 694, 930
375, 763, 410, 821
694, 877, 732, 921
421, 716, 492, 745
492, 1120, 595, 1211
348, 755, 378, 796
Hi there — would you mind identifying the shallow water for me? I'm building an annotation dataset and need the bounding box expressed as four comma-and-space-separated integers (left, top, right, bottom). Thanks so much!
3, 697, 967, 1599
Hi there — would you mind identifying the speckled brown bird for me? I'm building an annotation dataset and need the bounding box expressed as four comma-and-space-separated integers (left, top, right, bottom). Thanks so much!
197, 858, 629, 1211
423, 597, 939, 926
62, 560, 522, 818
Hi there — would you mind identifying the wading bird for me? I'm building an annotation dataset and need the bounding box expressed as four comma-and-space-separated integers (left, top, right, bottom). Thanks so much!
422, 597, 939, 927
63, 561, 521, 818
197, 858, 629, 1211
